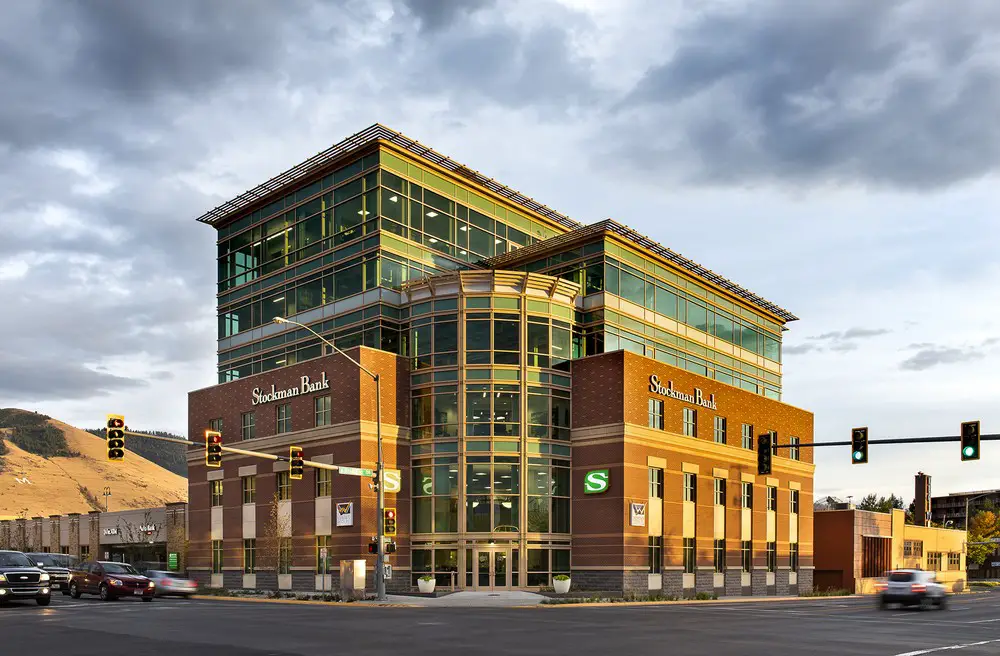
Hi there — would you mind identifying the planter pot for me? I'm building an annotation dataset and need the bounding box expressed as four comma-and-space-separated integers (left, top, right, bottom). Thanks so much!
553, 578, 571, 594
417, 578, 436, 593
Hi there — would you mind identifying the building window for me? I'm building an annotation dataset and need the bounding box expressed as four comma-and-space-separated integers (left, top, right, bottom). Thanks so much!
766, 486, 777, 512
278, 537, 292, 575
904, 540, 924, 558
212, 540, 223, 574
316, 468, 332, 497
683, 408, 697, 437
80, 545, 90, 560
649, 468, 664, 499
790, 543, 799, 572
648, 399, 664, 430
928, 552, 942, 571
316, 535, 332, 573
242, 475, 256, 504
714, 478, 726, 506
790, 490, 800, 515
788, 436, 800, 461
210, 480, 223, 507
948, 552, 961, 570
683, 537, 695, 574
766, 542, 777, 572
741, 540, 752, 572
276, 472, 291, 501
741, 423, 754, 450
713, 416, 727, 444
276, 404, 292, 434
714, 539, 726, 573
684, 473, 697, 502
241, 412, 255, 441
209, 418, 224, 433
243, 538, 256, 573
314, 395, 331, 427
648, 537, 662, 574
741, 482, 753, 509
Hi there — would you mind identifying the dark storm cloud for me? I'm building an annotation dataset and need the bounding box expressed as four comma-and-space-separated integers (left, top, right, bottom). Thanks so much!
0, 355, 148, 403
607, 0, 1000, 189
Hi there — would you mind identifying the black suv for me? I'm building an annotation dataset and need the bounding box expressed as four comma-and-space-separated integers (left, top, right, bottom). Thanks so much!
0, 550, 51, 606
25, 553, 77, 595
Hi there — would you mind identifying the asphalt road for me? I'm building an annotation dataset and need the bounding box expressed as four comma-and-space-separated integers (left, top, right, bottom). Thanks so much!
3, 592, 1000, 656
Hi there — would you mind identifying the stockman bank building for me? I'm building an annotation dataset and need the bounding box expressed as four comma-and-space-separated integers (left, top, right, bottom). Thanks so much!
187, 124, 815, 596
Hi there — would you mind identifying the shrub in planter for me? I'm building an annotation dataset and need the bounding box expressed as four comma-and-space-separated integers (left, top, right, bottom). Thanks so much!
418, 575, 436, 593
553, 574, 571, 594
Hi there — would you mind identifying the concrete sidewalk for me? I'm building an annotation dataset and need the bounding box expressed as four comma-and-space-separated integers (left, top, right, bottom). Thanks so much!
360, 591, 548, 607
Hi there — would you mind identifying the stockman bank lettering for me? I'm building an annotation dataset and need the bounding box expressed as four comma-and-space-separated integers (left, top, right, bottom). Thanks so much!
584, 469, 610, 494
252, 373, 330, 406
648, 374, 718, 411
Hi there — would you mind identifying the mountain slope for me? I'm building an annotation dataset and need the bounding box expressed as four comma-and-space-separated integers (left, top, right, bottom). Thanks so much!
83, 428, 187, 477
0, 418, 187, 517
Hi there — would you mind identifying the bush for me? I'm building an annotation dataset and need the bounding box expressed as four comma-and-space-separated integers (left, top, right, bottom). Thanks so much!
971, 581, 1000, 588
554, 574, 570, 581
419, 575, 434, 582
801, 588, 851, 597
694, 592, 718, 600
9, 424, 77, 458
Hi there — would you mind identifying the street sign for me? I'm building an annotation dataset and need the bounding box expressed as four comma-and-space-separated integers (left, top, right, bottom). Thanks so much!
168, 552, 178, 571
584, 469, 609, 494
384, 469, 401, 493
338, 466, 374, 477
383, 563, 392, 580
319, 547, 328, 560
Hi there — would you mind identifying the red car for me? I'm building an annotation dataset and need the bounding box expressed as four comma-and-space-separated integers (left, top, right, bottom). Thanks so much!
69, 561, 154, 602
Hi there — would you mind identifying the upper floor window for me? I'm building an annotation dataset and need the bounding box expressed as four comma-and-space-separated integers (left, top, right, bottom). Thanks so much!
242, 475, 257, 504
766, 486, 777, 512
682, 408, 697, 437
648, 399, 664, 430
683, 473, 697, 502
790, 489, 800, 515
316, 468, 332, 497
241, 412, 255, 441
315, 395, 331, 427
789, 436, 800, 461
713, 416, 727, 444
276, 471, 291, 501
276, 404, 292, 434
649, 468, 664, 499
741, 423, 754, 450
714, 478, 726, 506
209, 418, 223, 433
210, 480, 223, 507
741, 482, 753, 509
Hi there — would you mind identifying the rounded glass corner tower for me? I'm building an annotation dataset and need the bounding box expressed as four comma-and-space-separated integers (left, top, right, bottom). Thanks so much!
401, 270, 580, 589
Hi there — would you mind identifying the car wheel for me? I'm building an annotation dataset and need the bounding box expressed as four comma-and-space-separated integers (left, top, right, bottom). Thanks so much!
69, 582, 81, 599
920, 596, 932, 611
61, 590, 71, 596
878, 596, 888, 610
99, 584, 113, 602
938, 595, 947, 609
37, 597, 51, 606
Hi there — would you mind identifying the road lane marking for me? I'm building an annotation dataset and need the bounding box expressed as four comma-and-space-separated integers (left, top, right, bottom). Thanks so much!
894, 637, 1000, 655
964, 617, 1000, 624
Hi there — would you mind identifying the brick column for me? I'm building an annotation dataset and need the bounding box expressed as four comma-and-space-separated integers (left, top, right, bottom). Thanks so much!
14, 518, 27, 551
0, 520, 9, 549
798, 567, 814, 595
724, 570, 741, 597
695, 567, 714, 596
751, 569, 767, 596
88, 511, 101, 560
67, 513, 81, 558
166, 503, 188, 572
776, 568, 790, 595
49, 515, 61, 552
31, 517, 44, 552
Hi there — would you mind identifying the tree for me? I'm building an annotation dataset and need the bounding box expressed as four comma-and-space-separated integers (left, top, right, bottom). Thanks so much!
260, 492, 291, 591
967, 510, 1000, 566
116, 511, 164, 566
857, 493, 905, 513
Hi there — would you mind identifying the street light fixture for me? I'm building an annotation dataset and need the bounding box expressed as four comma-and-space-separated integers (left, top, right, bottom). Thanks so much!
273, 316, 388, 602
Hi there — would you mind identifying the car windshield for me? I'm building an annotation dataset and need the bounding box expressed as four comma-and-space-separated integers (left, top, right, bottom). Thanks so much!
31, 554, 64, 567
0, 552, 34, 568
103, 563, 139, 575
888, 571, 915, 582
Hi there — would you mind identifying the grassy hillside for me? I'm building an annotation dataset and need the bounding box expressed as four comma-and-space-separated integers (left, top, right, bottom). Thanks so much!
82, 428, 187, 477
0, 409, 77, 458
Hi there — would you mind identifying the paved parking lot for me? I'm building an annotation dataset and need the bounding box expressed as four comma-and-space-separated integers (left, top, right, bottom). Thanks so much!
3, 591, 1000, 655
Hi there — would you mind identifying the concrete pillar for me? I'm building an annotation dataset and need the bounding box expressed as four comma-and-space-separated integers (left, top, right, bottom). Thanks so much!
14, 518, 27, 551
88, 511, 101, 560
31, 517, 43, 552
0, 520, 9, 549
166, 502, 188, 572
49, 515, 61, 553
67, 513, 81, 559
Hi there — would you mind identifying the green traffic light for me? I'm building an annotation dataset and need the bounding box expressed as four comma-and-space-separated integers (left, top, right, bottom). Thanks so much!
963, 445, 977, 458
853, 451, 863, 461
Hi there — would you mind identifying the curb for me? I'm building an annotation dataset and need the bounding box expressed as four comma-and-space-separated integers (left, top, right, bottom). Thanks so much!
189, 595, 419, 608
537, 594, 857, 608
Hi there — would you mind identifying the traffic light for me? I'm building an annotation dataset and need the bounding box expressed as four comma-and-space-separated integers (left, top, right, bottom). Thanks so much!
289, 446, 304, 480
961, 420, 981, 461
385, 541, 397, 554
367, 541, 378, 554
383, 508, 397, 537
205, 430, 222, 468
851, 427, 869, 464
757, 433, 772, 475
370, 469, 380, 493
106, 414, 125, 461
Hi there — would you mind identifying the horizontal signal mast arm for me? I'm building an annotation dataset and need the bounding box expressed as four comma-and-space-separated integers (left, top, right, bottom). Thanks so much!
771, 433, 1000, 449
122, 429, 341, 471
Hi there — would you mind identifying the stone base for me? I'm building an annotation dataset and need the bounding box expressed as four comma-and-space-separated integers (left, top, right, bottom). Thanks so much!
568, 569, 651, 594
797, 569, 814, 595
724, 571, 742, 597
776, 570, 790, 596
223, 570, 242, 590
751, 570, 767, 596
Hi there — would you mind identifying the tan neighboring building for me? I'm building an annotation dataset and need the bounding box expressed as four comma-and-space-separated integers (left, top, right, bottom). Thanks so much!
814, 508, 967, 594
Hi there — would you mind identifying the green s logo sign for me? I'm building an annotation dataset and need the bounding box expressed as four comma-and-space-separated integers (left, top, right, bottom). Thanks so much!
584, 469, 609, 494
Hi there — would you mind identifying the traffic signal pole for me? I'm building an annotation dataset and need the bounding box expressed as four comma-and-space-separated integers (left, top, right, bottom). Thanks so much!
375, 373, 387, 603
121, 430, 342, 471
771, 433, 1000, 449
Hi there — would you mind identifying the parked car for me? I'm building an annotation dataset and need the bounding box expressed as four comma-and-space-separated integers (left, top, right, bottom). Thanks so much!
25, 553, 77, 595
0, 550, 51, 606
875, 569, 947, 610
69, 561, 154, 602
146, 570, 198, 598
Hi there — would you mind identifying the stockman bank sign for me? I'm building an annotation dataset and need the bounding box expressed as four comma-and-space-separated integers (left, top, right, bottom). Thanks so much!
648, 375, 718, 411
584, 469, 609, 494
252, 373, 330, 406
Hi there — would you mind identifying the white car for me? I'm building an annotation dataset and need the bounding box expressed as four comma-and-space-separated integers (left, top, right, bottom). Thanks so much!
876, 569, 947, 610
146, 570, 198, 598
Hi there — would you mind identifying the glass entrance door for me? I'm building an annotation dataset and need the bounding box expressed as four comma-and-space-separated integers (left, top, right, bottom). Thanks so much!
473, 546, 511, 590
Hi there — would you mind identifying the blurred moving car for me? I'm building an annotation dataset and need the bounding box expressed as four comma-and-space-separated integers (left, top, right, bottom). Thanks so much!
146, 570, 198, 598
875, 569, 947, 610
25, 553, 77, 596
0, 550, 52, 607
69, 561, 154, 602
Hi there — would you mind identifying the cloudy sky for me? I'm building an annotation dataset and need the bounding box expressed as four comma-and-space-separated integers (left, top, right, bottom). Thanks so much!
1, 0, 998, 502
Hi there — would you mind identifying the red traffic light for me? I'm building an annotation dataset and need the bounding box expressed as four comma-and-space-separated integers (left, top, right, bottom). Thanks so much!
385, 509, 396, 520
107, 417, 124, 429
209, 434, 221, 444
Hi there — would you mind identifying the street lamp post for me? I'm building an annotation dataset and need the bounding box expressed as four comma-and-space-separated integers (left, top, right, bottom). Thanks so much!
103, 486, 111, 512
274, 317, 387, 602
